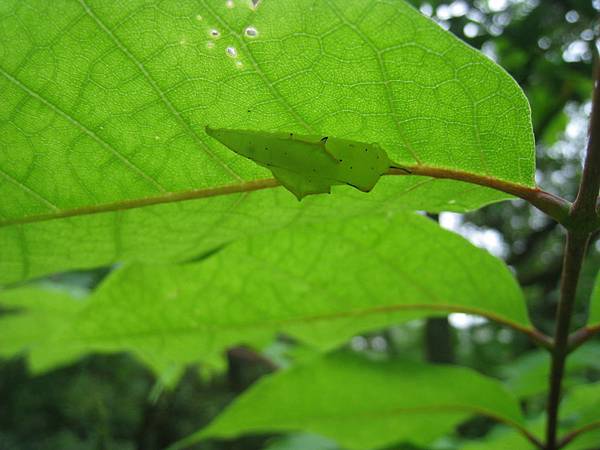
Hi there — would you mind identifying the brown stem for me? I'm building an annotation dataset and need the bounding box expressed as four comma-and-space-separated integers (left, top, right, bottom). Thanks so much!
572, 63, 600, 224
545, 232, 590, 449
545, 61, 600, 450
389, 166, 572, 225
568, 324, 600, 352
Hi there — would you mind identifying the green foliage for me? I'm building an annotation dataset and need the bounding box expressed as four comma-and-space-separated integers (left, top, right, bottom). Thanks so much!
0, 212, 530, 374
0, 286, 86, 368
459, 416, 600, 450
562, 382, 600, 433
181, 352, 525, 450
502, 343, 600, 398
0, 0, 533, 284
460, 417, 545, 450
0, 1, 599, 450
460, 383, 600, 450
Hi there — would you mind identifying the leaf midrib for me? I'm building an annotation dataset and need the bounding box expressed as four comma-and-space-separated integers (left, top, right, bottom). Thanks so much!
50, 302, 533, 347
0, 163, 542, 228
205, 404, 517, 432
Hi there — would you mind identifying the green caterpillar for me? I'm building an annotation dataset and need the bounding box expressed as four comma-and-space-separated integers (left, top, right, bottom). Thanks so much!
205, 126, 404, 200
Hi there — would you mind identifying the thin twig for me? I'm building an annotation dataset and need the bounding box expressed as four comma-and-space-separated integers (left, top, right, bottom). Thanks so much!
391, 166, 572, 225
572, 63, 600, 224
568, 324, 600, 352
557, 420, 600, 449
545, 62, 600, 450
545, 232, 590, 449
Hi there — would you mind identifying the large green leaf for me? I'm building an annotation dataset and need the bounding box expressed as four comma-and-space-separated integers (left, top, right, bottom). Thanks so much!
0, 0, 534, 284
0, 180, 508, 285
177, 352, 527, 450
0, 212, 532, 373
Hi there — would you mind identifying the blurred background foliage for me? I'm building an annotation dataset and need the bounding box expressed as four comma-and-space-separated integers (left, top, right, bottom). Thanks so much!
1, 0, 599, 449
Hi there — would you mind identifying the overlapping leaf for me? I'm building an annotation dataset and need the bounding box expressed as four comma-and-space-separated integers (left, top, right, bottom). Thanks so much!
177, 352, 526, 450
0, 212, 532, 373
0, 286, 85, 367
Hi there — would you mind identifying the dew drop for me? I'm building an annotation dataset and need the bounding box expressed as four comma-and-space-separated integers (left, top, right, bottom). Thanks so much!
235, 60, 244, 68
226, 46, 238, 57
209, 29, 220, 38
244, 26, 258, 37
206, 41, 215, 49
226, 0, 234, 8
196, 14, 203, 21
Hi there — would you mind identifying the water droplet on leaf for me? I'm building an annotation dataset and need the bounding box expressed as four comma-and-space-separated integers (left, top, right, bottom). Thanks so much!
245, 26, 258, 37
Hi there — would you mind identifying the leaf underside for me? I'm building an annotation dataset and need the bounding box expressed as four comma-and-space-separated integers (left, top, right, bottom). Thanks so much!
0, 0, 534, 284
0, 212, 531, 374
180, 352, 525, 450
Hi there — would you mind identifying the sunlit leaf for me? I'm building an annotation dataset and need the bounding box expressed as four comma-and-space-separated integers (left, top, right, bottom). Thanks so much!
178, 352, 526, 450
0, 212, 531, 372
0, 0, 534, 284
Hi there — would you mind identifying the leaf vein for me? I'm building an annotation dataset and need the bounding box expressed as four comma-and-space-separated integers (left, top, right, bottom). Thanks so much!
0, 65, 166, 193
77, 0, 243, 182
199, 0, 314, 133
0, 167, 59, 211
326, 1, 422, 164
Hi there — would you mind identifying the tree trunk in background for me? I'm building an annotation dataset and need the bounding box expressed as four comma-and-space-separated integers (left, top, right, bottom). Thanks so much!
424, 317, 455, 364
425, 213, 456, 364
